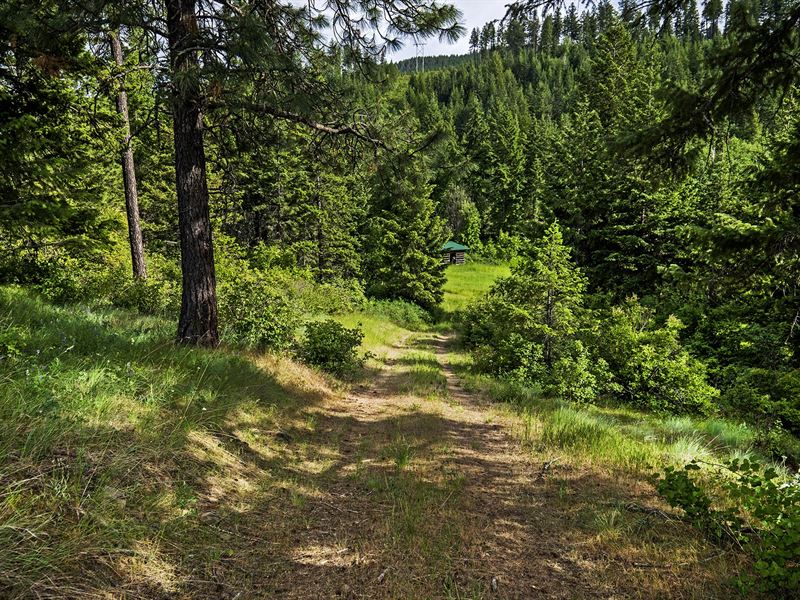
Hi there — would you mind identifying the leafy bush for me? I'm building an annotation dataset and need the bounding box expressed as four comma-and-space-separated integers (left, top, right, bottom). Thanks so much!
219, 280, 299, 350
35, 253, 109, 304
4, 244, 180, 316
297, 319, 365, 376
594, 300, 718, 414
289, 278, 366, 315
721, 367, 800, 438
658, 459, 800, 595
552, 340, 598, 403
106, 270, 179, 315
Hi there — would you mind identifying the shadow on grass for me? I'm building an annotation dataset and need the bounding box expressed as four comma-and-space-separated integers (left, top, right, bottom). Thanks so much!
0, 287, 752, 599
0, 287, 328, 597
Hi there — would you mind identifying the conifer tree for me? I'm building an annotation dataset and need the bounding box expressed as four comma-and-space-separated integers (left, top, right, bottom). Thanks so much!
528, 14, 541, 50
486, 104, 527, 236
565, 4, 581, 41
363, 154, 447, 310
540, 15, 555, 55
703, 0, 724, 38
469, 27, 480, 53
466, 222, 589, 387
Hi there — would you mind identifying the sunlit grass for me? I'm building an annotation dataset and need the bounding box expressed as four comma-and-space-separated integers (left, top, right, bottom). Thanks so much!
450, 352, 778, 475
0, 285, 334, 596
441, 261, 510, 315
336, 311, 414, 359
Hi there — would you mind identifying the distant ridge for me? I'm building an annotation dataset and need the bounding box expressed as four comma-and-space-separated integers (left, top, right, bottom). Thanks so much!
392, 52, 476, 73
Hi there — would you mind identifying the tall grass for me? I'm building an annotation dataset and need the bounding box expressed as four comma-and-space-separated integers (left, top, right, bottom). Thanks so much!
0, 285, 327, 596
451, 355, 782, 475
335, 311, 414, 359
441, 261, 510, 315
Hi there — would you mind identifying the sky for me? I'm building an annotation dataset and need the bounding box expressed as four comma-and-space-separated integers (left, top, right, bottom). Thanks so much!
389, 1, 510, 61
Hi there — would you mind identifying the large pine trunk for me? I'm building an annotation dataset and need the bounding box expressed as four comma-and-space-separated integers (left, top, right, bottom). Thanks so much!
109, 29, 147, 280
166, 0, 219, 347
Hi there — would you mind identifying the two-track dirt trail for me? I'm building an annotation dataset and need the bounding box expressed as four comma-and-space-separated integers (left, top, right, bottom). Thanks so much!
219, 332, 733, 600
195, 334, 744, 600
287, 333, 599, 599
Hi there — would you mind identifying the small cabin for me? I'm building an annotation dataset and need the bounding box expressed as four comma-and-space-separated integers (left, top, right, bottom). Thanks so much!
440, 241, 470, 265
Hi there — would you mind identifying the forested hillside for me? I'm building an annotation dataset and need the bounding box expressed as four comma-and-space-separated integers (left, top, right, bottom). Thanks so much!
2, 0, 800, 597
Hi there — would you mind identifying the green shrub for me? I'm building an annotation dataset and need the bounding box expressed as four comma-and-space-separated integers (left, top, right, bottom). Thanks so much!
595, 299, 718, 415
106, 270, 179, 315
297, 319, 365, 376
657, 459, 800, 595
721, 367, 800, 439
289, 278, 366, 315
551, 341, 598, 403
219, 280, 299, 350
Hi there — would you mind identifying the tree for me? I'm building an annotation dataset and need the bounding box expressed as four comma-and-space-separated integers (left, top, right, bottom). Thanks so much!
480, 22, 497, 51
163, 0, 218, 345
505, 16, 527, 52
565, 4, 581, 41
108, 29, 147, 280
462, 95, 494, 225
441, 184, 481, 250
363, 154, 447, 310
528, 14, 541, 50
469, 27, 480, 53
703, 0, 724, 38
485, 103, 527, 236
553, 8, 563, 50
540, 14, 555, 55
520, 222, 587, 369
0, 1, 117, 274
465, 221, 588, 383
58, 0, 462, 346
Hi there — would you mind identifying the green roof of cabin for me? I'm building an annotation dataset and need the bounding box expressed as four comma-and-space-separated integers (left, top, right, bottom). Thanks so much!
441, 241, 470, 253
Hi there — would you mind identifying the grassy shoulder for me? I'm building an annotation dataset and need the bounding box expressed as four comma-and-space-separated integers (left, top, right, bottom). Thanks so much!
0, 285, 346, 596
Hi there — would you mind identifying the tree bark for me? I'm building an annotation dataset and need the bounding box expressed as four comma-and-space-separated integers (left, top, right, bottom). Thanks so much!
109, 29, 147, 280
166, 0, 219, 347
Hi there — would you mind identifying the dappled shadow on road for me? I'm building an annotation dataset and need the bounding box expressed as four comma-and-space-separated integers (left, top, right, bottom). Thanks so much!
168, 334, 748, 600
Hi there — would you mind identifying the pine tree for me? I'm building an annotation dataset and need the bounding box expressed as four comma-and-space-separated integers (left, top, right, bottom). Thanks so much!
507, 222, 587, 369
486, 104, 527, 236
469, 27, 480, 53
480, 22, 496, 51
363, 154, 447, 310
505, 17, 527, 53
107, 28, 147, 280
682, 0, 702, 42
462, 95, 494, 225
703, 0, 724, 38
528, 14, 541, 50
540, 15, 555, 55
565, 4, 581, 42
553, 9, 563, 51
466, 222, 589, 385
